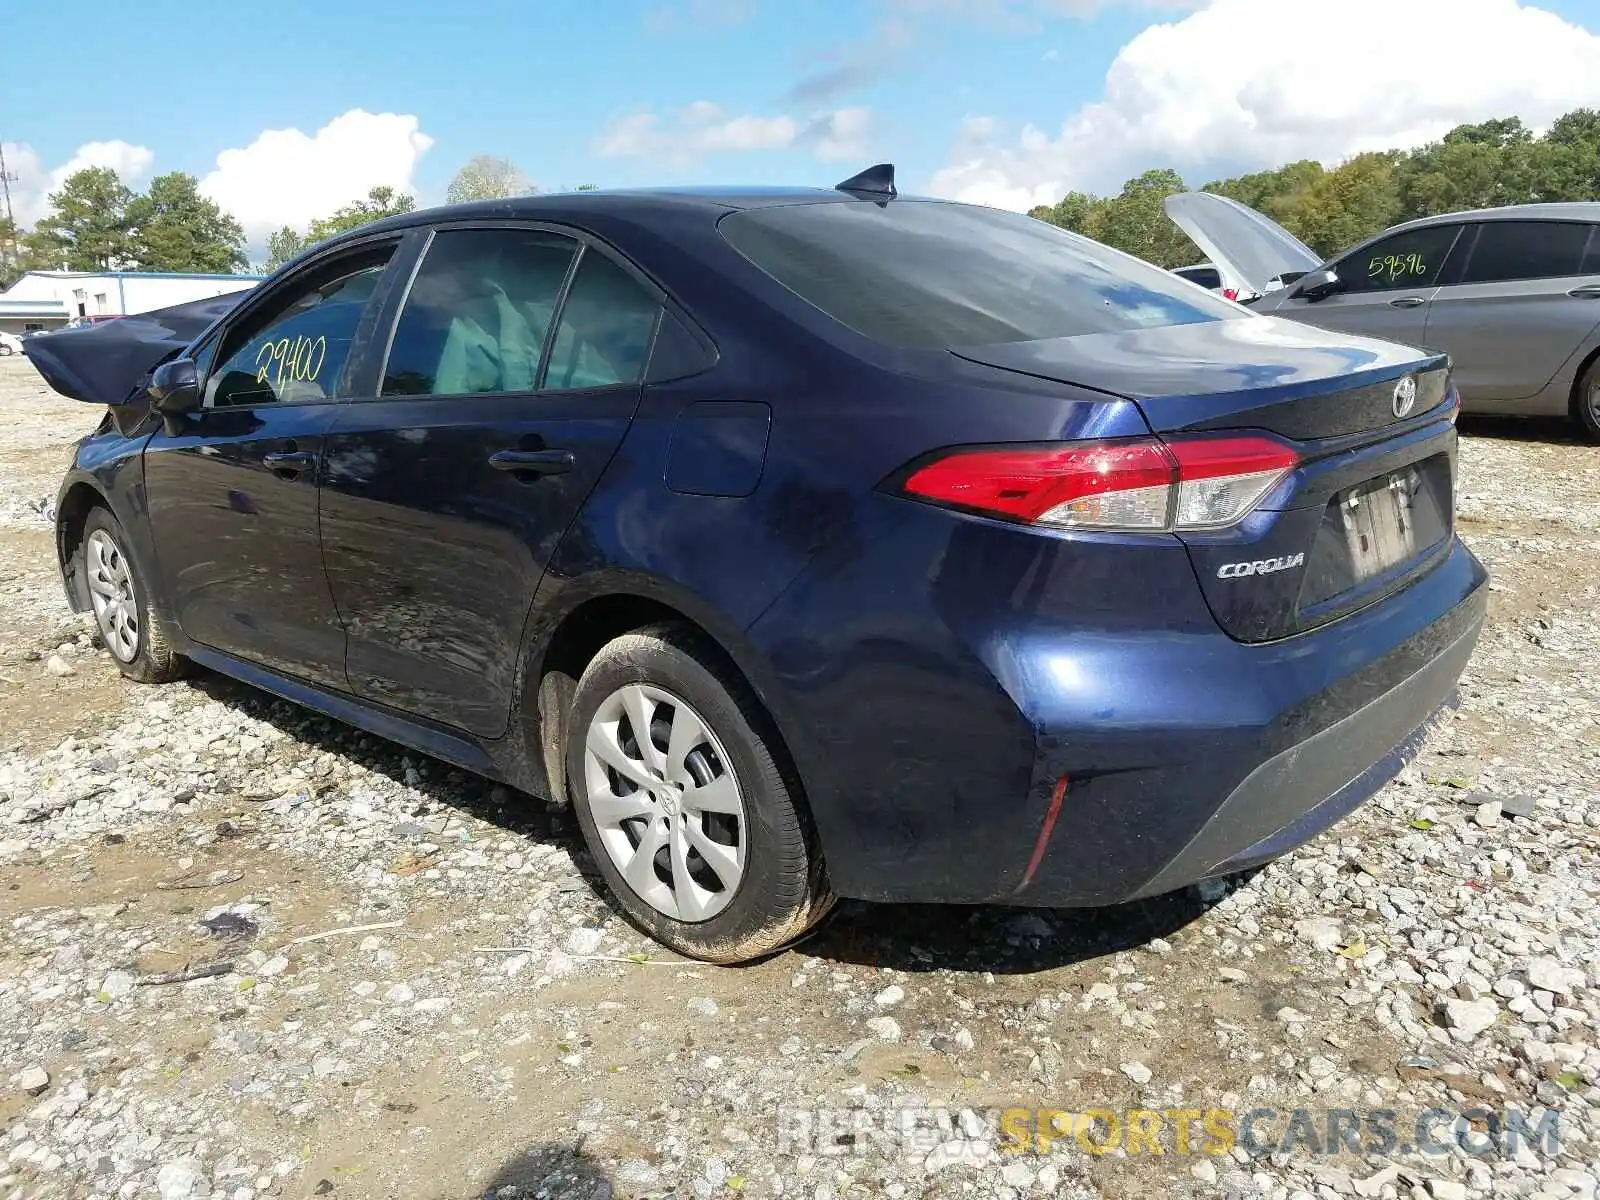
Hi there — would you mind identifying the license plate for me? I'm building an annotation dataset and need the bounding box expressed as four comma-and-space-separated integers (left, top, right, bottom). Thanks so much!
1340, 469, 1420, 581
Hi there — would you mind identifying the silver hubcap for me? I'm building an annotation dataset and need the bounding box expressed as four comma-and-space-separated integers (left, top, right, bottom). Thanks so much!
583, 683, 746, 922
1588, 381, 1600, 423
85, 529, 139, 662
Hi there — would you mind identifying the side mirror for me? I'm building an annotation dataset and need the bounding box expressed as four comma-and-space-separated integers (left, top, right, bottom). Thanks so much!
1292, 268, 1341, 302
148, 359, 201, 416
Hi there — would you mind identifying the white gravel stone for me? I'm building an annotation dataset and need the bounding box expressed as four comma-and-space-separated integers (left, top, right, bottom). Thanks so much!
16, 1066, 48, 1095
1526, 957, 1582, 998
1443, 997, 1499, 1040
865, 1016, 901, 1042
873, 984, 905, 1008
1294, 917, 1343, 951
565, 927, 603, 955
1120, 1061, 1152, 1085
156, 1158, 205, 1199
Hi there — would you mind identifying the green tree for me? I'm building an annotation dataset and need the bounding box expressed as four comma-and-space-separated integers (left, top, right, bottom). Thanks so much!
264, 226, 306, 272
23, 167, 134, 270
1203, 159, 1323, 228
305, 185, 416, 243
0, 215, 28, 286
262, 186, 418, 273
446, 156, 533, 203
1273, 152, 1402, 257
125, 172, 247, 273
1527, 108, 1600, 201
1029, 190, 1104, 237
1093, 168, 1198, 267
1025, 107, 1600, 272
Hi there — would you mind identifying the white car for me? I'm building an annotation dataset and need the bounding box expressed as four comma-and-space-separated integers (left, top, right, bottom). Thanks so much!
0, 332, 24, 357
1170, 261, 1257, 303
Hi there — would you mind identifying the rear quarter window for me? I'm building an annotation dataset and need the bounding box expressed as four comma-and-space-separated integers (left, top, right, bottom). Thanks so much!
719, 200, 1236, 349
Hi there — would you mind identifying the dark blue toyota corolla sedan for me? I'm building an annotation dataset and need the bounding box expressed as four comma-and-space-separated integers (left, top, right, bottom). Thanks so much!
33, 166, 1487, 962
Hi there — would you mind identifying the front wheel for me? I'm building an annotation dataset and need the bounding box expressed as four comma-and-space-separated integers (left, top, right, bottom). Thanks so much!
80, 508, 185, 684
1575, 360, 1600, 443
566, 623, 833, 963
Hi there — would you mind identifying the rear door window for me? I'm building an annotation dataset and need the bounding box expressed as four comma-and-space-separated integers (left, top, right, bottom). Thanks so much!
1333, 225, 1461, 293
1460, 221, 1594, 284
541, 250, 661, 390
382, 229, 579, 396
719, 200, 1235, 349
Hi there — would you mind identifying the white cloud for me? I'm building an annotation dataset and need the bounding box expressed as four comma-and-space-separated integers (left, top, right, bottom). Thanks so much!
930, 0, 1600, 210
3, 139, 155, 226
197, 109, 434, 245
804, 107, 874, 161
594, 102, 870, 165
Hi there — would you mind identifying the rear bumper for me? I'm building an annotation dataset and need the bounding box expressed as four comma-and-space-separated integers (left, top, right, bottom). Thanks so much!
1013, 536, 1487, 906
751, 507, 1488, 907
1125, 615, 1473, 900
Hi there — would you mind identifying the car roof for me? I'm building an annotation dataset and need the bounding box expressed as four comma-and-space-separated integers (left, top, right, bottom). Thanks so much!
321, 186, 905, 247
1388, 201, 1600, 234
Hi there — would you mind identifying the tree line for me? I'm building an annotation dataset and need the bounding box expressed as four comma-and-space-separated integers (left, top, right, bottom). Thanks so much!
0, 154, 553, 284
1028, 109, 1600, 268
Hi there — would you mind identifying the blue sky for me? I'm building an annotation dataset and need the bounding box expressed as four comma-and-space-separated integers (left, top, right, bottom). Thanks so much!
7, 0, 1600, 252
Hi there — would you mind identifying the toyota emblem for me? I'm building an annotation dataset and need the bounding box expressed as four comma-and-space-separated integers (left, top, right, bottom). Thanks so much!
1392, 375, 1418, 419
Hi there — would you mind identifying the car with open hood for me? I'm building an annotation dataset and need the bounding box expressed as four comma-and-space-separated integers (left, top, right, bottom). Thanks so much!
1165, 192, 1600, 440
31, 167, 1486, 962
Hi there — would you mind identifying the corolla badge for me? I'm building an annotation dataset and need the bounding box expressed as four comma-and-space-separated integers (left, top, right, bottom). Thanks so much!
1392, 375, 1418, 419
1217, 553, 1305, 579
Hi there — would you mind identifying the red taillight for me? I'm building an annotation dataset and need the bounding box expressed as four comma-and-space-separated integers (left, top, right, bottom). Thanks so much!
900, 434, 1297, 532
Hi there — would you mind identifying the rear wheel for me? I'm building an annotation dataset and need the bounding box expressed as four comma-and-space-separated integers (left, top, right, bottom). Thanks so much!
566, 623, 832, 963
1575, 360, 1600, 443
80, 508, 184, 684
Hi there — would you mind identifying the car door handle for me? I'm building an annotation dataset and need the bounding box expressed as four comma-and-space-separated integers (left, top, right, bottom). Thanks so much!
262, 450, 315, 473
489, 448, 575, 476
1387, 296, 1427, 309
1567, 283, 1600, 299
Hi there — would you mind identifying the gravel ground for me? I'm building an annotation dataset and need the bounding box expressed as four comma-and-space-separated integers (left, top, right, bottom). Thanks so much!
1, 353, 1597, 1200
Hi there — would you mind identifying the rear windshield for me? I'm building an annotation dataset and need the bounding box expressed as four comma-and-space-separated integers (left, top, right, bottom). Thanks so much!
719, 200, 1236, 349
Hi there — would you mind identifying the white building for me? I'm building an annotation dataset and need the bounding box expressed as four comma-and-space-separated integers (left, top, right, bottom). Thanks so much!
0, 270, 264, 334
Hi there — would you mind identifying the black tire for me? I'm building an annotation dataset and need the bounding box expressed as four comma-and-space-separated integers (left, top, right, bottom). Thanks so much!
1575, 360, 1600, 444
565, 622, 833, 963
80, 507, 185, 684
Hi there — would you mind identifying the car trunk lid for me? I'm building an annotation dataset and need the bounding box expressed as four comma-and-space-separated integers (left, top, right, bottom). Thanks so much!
1162, 191, 1324, 297
952, 318, 1457, 643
